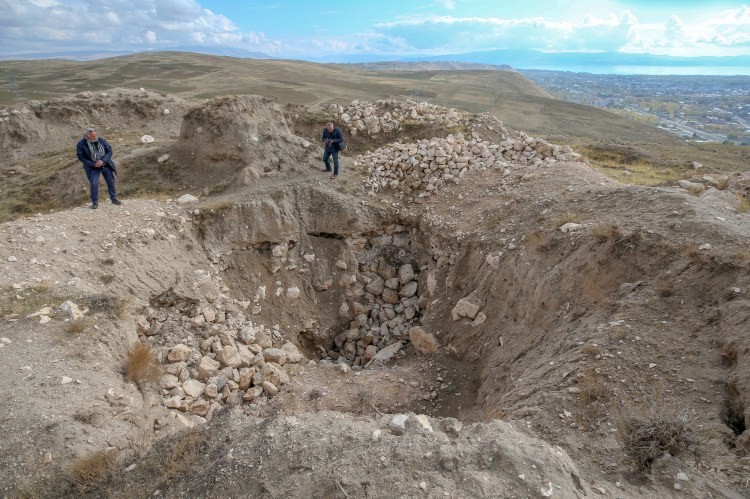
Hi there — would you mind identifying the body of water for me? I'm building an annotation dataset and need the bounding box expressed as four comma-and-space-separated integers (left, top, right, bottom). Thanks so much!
518, 65, 750, 76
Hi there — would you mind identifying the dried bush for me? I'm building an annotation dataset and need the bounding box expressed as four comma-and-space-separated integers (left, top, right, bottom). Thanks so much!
69, 449, 118, 493
590, 223, 623, 244
124, 342, 162, 387
66, 318, 93, 335
527, 229, 557, 253
99, 273, 116, 284
79, 293, 129, 318
722, 341, 738, 367
619, 409, 697, 471
577, 367, 608, 405
164, 430, 209, 476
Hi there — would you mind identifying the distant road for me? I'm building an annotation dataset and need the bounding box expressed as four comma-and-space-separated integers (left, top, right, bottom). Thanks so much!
658, 117, 725, 142
628, 109, 725, 142
734, 116, 750, 129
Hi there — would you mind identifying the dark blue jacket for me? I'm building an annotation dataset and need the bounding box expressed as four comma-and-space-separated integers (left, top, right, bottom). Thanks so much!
322, 126, 344, 152
76, 136, 117, 174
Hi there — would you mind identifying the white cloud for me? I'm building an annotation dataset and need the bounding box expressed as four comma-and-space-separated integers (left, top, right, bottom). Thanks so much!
622, 5, 750, 56
371, 14, 636, 54
0, 0, 282, 56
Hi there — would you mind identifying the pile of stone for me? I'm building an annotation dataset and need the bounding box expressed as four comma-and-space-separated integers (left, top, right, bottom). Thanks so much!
356, 131, 582, 197
136, 300, 303, 421
332, 260, 425, 367
328, 99, 471, 137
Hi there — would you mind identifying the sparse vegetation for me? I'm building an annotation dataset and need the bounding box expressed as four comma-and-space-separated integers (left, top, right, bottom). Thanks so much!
0, 284, 55, 317
124, 342, 162, 387
65, 317, 93, 335
577, 367, 608, 405
99, 273, 116, 284
590, 223, 623, 244
619, 409, 698, 471
69, 449, 118, 494
736, 194, 750, 213
79, 293, 128, 318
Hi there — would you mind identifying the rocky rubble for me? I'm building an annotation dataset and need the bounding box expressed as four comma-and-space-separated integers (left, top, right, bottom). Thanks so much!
329, 98, 472, 136
137, 293, 305, 422
332, 260, 425, 367
325, 99, 584, 197
357, 131, 583, 197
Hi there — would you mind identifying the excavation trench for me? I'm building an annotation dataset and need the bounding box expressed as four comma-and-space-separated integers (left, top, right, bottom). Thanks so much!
146, 185, 750, 436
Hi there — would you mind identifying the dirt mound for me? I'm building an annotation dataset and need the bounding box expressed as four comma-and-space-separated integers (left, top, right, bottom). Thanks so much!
0, 88, 190, 161
169, 95, 317, 191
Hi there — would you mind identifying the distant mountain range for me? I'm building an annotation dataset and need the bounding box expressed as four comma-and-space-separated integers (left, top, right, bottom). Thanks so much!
315, 49, 750, 72
2, 46, 749, 74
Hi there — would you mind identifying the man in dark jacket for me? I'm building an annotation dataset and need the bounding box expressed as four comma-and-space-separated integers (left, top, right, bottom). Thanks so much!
321, 122, 344, 179
76, 127, 121, 209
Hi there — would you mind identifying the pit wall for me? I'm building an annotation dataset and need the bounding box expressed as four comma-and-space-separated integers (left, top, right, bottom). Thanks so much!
193, 186, 750, 445
423, 226, 750, 445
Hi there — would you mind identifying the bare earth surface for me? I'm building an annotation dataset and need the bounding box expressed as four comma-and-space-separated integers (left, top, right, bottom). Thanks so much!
1, 90, 749, 498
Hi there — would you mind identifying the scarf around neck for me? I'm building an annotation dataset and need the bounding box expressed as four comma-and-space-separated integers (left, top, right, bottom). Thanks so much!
86, 138, 104, 161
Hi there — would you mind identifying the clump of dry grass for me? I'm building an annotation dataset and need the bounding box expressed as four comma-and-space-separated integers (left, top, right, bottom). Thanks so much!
73, 408, 104, 428
581, 344, 601, 357
79, 293, 129, 318
577, 367, 608, 405
619, 409, 697, 471
66, 318, 93, 335
124, 342, 162, 387
69, 449, 118, 493
721, 341, 738, 367
590, 223, 623, 244
527, 229, 558, 253
163, 430, 209, 476
99, 273, 116, 284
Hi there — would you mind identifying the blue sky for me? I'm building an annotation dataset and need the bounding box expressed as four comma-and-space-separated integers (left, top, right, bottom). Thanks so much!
0, 0, 749, 60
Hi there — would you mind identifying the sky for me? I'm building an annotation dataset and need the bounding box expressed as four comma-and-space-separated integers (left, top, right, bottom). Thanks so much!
1, 0, 749, 61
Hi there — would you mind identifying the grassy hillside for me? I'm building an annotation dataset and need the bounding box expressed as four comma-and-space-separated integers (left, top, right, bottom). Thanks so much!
1, 52, 747, 192
0, 51, 661, 143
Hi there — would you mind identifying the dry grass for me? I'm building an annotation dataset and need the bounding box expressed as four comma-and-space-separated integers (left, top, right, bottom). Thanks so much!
721, 341, 738, 367
73, 408, 104, 428
65, 317, 93, 335
163, 429, 209, 476
68, 449, 118, 494
527, 229, 558, 253
736, 195, 750, 213
79, 293, 128, 318
577, 367, 608, 405
590, 223, 623, 244
0, 284, 55, 318
618, 409, 697, 471
124, 342, 163, 387
581, 344, 601, 357
99, 273, 116, 285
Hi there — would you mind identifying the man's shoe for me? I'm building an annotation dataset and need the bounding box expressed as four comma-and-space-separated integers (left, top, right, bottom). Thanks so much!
111, 198, 122, 205
90, 203, 98, 209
